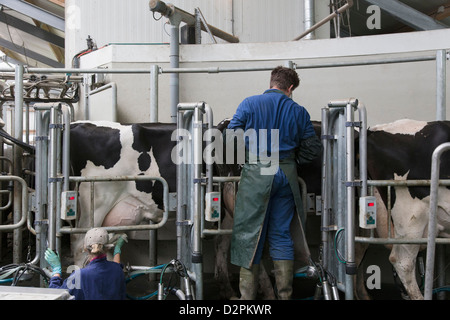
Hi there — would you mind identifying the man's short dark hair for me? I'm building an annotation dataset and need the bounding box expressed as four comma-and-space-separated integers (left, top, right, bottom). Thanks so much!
270, 66, 300, 91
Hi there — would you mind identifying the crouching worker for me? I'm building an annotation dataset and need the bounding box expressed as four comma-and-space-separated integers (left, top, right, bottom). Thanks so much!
45, 227, 127, 300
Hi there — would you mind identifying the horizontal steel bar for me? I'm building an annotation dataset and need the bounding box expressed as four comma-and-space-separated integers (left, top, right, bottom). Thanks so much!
368, 179, 450, 186
60, 175, 169, 234
0, 54, 438, 75
355, 236, 450, 245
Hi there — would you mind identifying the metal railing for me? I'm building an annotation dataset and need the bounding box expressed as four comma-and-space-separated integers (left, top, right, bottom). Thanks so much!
59, 175, 169, 234
355, 179, 450, 245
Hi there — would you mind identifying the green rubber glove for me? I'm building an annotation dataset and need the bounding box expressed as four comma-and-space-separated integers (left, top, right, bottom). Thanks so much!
113, 234, 128, 256
45, 249, 62, 276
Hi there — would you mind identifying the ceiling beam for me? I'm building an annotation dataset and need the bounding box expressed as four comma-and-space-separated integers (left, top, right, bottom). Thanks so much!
0, 11, 64, 48
0, 37, 63, 67
365, 0, 448, 31
32, 19, 64, 64
0, 0, 64, 31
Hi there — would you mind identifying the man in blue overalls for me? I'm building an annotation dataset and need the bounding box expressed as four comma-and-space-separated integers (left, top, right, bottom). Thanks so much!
228, 66, 320, 299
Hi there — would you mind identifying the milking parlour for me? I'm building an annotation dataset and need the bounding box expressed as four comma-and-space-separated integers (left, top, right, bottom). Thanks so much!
0, 0, 449, 308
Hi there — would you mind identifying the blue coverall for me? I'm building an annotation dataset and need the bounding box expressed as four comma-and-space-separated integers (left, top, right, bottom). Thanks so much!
228, 89, 315, 264
49, 255, 126, 300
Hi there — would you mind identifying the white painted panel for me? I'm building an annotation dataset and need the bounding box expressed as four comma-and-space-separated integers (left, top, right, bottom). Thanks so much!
65, 0, 327, 66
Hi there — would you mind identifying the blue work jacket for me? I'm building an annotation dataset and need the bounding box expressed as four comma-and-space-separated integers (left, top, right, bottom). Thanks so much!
49, 256, 126, 300
228, 89, 316, 159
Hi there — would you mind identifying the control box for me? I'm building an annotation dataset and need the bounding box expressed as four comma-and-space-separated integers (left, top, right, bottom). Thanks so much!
61, 191, 77, 220
359, 196, 376, 229
205, 192, 221, 222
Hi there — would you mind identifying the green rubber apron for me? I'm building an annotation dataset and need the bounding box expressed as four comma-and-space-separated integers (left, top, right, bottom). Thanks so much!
230, 155, 311, 269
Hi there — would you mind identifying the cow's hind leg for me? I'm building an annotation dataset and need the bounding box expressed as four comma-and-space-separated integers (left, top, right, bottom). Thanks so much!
354, 240, 371, 300
389, 244, 423, 300
214, 209, 237, 299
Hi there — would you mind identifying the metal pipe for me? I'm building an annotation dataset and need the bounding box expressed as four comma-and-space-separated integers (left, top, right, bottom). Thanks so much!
150, 65, 159, 123
13, 64, 23, 263
368, 179, 450, 187
204, 104, 213, 193
176, 108, 185, 261
48, 104, 61, 251
62, 106, 71, 192
436, 49, 447, 121
0, 54, 434, 76
345, 100, 356, 300
303, 0, 315, 40
170, 23, 180, 123
195, 8, 202, 44
320, 107, 330, 270
424, 142, 450, 300
193, 102, 205, 300
356, 236, 450, 245
83, 74, 90, 120
0, 176, 28, 231
32, 108, 50, 272
358, 102, 368, 197
149, 65, 160, 278
293, 0, 353, 40
321, 106, 340, 276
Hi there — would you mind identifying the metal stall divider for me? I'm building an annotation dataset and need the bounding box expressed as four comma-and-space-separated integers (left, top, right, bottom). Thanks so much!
321, 98, 367, 300
176, 102, 214, 300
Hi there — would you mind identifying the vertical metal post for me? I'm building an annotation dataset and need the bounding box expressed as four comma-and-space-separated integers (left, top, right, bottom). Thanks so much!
436, 49, 447, 121
192, 103, 204, 300
204, 104, 213, 193
195, 8, 202, 44
304, 0, 315, 40
149, 65, 159, 275
345, 101, 356, 300
13, 64, 23, 263
169, 22, 180, 123
358, 103, 368, 197
424, 142, 450, 300
150, 64, 159, 123
434, 50, 447, 299
320, 107, 330, 270
34, 108, 50, 285
48, 105, 60, 251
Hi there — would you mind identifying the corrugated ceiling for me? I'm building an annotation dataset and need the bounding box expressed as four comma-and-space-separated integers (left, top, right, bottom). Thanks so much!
0, 0, 448, 68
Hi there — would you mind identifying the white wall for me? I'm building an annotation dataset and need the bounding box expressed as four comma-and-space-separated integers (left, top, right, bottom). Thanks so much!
65, 0, 330, 66
79, 29, 450, 127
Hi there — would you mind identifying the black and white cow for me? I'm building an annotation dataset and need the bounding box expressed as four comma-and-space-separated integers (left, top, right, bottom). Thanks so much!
366, 119, 450, 300
69, 121, 177, 265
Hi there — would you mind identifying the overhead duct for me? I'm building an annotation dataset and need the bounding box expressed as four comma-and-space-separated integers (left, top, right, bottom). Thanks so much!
149, 0, 239, 43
